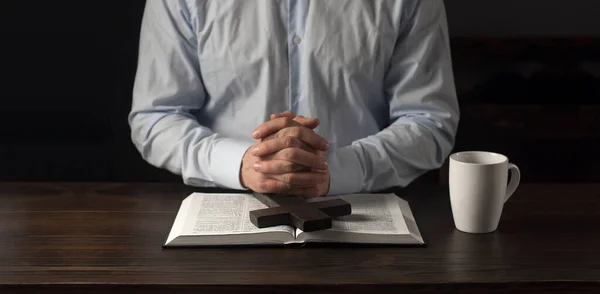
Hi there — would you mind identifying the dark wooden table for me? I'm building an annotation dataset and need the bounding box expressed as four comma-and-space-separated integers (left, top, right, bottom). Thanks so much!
1, 182, 599, 293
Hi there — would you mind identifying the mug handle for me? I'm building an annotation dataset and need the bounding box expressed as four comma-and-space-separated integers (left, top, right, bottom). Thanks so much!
504, 163, 521, 202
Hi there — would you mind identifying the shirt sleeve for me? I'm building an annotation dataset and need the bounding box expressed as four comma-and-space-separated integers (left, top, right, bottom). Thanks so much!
128, 0, 253, 190
327, 0, 459, 196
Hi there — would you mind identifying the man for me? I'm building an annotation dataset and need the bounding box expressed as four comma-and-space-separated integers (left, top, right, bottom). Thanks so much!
129, 0, 459, 198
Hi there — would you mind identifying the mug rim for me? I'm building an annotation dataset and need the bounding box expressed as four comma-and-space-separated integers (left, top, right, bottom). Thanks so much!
450, 151, 508, 165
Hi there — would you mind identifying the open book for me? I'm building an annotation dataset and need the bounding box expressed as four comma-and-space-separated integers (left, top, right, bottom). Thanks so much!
163, 192, 424, 247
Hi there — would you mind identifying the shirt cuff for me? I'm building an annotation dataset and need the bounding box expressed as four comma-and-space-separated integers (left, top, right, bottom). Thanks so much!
326, 146, 365, 196
207, 137, 254, 190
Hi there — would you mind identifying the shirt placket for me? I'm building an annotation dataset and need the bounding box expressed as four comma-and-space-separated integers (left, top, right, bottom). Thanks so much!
287, 0, 306, 114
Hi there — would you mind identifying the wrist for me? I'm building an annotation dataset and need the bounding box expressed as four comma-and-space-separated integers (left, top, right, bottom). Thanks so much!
239, 146, 253, 190
239, 167, 247, 189
238, 148, 250, 189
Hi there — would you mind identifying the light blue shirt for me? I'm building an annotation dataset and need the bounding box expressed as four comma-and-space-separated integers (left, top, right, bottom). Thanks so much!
129, 0, 459, 195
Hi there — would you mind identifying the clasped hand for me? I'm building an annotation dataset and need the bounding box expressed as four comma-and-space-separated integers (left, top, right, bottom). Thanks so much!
240, 111, 330, 198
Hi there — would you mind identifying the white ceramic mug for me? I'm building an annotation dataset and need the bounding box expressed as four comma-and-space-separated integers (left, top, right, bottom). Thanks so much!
448, 151, 520, 233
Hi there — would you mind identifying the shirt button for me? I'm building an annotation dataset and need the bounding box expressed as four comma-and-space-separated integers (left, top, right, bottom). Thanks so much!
293, 35, 302, 44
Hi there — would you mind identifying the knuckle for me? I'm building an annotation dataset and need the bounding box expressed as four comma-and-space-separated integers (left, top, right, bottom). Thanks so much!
290, 127, 302, 137
280, 162, 293, 174
282, 136, 295, 148
277, 181, 290, 191
282, 117, 294, 127
264, 181, 281, 193
264, 133, 277, 141
285, 162, 296, 173
256, 180, 267, 193
271, 162, 282, 172
282, 173, 293, 184
258, 173, 267, 181
283, 148, 297, 160
261, 162, 270, 172
266, 181, 278, 191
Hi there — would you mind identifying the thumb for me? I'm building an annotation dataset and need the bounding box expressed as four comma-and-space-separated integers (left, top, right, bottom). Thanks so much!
270, 111, 319, 129
270, 110, 296, 120
293, 115, 319, 129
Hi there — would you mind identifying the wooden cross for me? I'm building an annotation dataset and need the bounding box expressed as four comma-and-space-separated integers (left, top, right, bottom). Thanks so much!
249, 193, 352, 232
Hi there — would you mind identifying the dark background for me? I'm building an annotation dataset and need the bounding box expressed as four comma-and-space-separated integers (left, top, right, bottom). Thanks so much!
1, 0, 599, 184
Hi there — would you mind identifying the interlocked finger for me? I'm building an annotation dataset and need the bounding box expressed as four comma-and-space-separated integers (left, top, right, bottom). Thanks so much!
259, 148, 328, 171
253, 160, 311, 174
266, 172, 328, 187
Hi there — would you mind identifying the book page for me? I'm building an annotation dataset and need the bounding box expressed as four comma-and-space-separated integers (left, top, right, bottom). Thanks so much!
299, 194, 409, 235
181, 193, 294, 236
295, 193, 423, 245
333, 194, 408, 234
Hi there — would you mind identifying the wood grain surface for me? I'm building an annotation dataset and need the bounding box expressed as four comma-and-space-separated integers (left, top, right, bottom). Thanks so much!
1, 182, 599, 293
